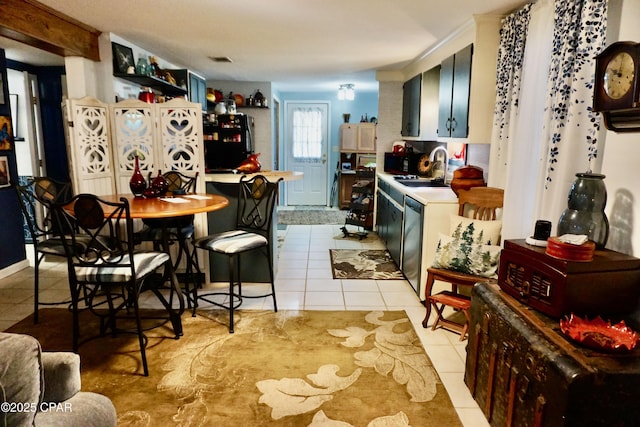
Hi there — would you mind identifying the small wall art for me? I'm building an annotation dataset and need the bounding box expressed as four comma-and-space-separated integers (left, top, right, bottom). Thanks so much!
0, 115, 12, 150
112, 42, 135, 74
0, 156, 9, 188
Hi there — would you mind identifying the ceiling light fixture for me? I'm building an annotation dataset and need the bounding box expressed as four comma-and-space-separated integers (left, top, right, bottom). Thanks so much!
338, 84, 355, 101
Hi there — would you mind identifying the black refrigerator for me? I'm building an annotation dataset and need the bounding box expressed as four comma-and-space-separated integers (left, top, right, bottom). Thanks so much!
204, 114, 254, 171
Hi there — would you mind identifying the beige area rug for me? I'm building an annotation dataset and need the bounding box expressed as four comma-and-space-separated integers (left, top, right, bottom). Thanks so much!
330, 249, 405, 280
278, 208, 347, 225
8, 309, 461, 426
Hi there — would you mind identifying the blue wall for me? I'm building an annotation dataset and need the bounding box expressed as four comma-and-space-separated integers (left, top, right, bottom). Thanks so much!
0, 49, 27, 269
274, 88, 379, 181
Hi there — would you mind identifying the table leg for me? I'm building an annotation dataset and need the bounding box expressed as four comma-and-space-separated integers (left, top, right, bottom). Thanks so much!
158, 220, 186, 326
150, 263, 184, 337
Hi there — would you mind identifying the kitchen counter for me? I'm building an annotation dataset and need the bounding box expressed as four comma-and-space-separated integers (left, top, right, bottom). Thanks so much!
376, 172, 457, 204
377, 171, 459, 300
205, 170, 303, 183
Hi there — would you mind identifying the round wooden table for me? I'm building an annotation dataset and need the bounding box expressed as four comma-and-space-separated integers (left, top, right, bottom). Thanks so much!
99, 193, 229, 218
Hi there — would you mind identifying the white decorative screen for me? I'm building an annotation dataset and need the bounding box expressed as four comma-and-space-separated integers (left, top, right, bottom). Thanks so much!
65, 97, 205, 195
109, 99, 156, 193
63, 97, 115, 196
156, 99, 205, 191
62, 96, 207, 275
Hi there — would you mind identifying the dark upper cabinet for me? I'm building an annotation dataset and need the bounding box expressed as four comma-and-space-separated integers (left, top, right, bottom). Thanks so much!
401, 74, 422, 137
188, 72, 207, 112
438, 44, 473, 138
170, 69, 207, 111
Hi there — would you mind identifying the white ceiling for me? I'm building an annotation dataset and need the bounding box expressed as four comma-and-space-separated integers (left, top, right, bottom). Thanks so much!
2, 0, 527, 92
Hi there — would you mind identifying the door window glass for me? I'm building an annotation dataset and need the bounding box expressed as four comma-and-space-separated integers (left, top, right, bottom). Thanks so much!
291, 108, 322, 162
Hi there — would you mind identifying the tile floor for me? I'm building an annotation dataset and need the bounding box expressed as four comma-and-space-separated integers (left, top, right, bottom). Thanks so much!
0, 223, 489, 427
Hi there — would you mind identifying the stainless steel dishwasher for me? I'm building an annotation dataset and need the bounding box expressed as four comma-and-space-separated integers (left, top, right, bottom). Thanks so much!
402, 196, 423, 296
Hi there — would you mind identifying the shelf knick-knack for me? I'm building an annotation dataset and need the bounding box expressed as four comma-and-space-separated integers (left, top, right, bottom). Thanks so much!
135, 54, 149, 75
254, 89, 265, 107
138, 87, 156, 103
148, 56, 162, 79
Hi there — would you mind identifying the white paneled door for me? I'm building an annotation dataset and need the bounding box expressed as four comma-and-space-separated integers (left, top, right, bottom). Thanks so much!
285, 102, 329, 205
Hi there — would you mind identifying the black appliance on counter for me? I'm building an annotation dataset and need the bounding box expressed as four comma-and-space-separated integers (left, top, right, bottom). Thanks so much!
384, 152, 426, 175
204, 114, 254, 171
384, 142, 451, 176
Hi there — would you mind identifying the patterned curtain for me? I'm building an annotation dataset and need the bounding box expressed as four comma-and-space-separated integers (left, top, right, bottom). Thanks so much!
537, 0, 608, 232
490, 0, 608, 240
488, 3, 532, 185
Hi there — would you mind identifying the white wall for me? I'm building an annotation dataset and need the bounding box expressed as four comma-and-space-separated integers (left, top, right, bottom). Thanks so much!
375, 80, 403, 169
601, 0, 640, 256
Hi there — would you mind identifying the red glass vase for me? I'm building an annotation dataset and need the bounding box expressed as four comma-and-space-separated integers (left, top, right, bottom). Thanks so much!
150, 170, 169, 196
129, 155, 147, 197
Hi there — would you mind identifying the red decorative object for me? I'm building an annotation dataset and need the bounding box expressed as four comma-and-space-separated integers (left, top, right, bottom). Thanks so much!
138, 87, 156, 104
560, 313, 639, 352
235, 153, 261, 174
150, 170, 169, 196
129, 155, 147, 197
546, 236, 596, 262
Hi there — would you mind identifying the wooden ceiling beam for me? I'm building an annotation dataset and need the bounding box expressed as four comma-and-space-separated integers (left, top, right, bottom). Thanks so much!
0, 0, 101, 61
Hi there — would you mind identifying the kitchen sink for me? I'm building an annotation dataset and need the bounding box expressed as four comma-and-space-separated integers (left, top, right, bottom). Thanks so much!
393, 176, 448, 187
398, 180, 449, 187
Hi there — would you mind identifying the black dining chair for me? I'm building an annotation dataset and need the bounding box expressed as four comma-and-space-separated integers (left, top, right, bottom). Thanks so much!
192, 174, 282, 333
52, 193, 184, 376
135, 171, 199, 304
15, 177, 74, 324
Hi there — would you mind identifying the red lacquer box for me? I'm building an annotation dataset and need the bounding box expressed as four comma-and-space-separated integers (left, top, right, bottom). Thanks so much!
498, 239, 640, 318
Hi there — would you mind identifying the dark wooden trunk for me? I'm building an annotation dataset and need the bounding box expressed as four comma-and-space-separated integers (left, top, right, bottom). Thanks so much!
465, 282, 640, 427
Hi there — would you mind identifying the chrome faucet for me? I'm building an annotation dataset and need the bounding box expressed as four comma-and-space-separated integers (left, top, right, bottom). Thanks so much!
428, 146, 448, 180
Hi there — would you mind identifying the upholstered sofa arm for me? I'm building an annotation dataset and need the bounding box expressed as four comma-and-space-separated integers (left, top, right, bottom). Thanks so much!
41, 352, 81, 403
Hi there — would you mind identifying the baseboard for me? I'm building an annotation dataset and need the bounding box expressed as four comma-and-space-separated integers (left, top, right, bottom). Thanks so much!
0, 259, 30, 280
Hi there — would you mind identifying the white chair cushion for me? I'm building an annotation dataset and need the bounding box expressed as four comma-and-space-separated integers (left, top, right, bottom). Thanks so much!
195, 230, 268, 254
75, 252, 170, 283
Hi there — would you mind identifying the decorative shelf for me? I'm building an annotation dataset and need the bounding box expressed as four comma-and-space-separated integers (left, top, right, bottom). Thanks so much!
206, 101, 269, 110
113, 73, 188, 97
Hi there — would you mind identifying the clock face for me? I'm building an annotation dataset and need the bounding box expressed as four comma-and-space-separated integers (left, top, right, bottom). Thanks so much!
604, 52, 635, 99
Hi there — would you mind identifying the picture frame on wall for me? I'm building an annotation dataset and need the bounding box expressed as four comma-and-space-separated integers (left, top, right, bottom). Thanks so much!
0, 156, 9, 188
0, 116, 12, 150
112, 42, 135, 74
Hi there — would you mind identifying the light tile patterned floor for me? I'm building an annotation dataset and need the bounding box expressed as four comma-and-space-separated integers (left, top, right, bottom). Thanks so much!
0, 224, 489, 427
